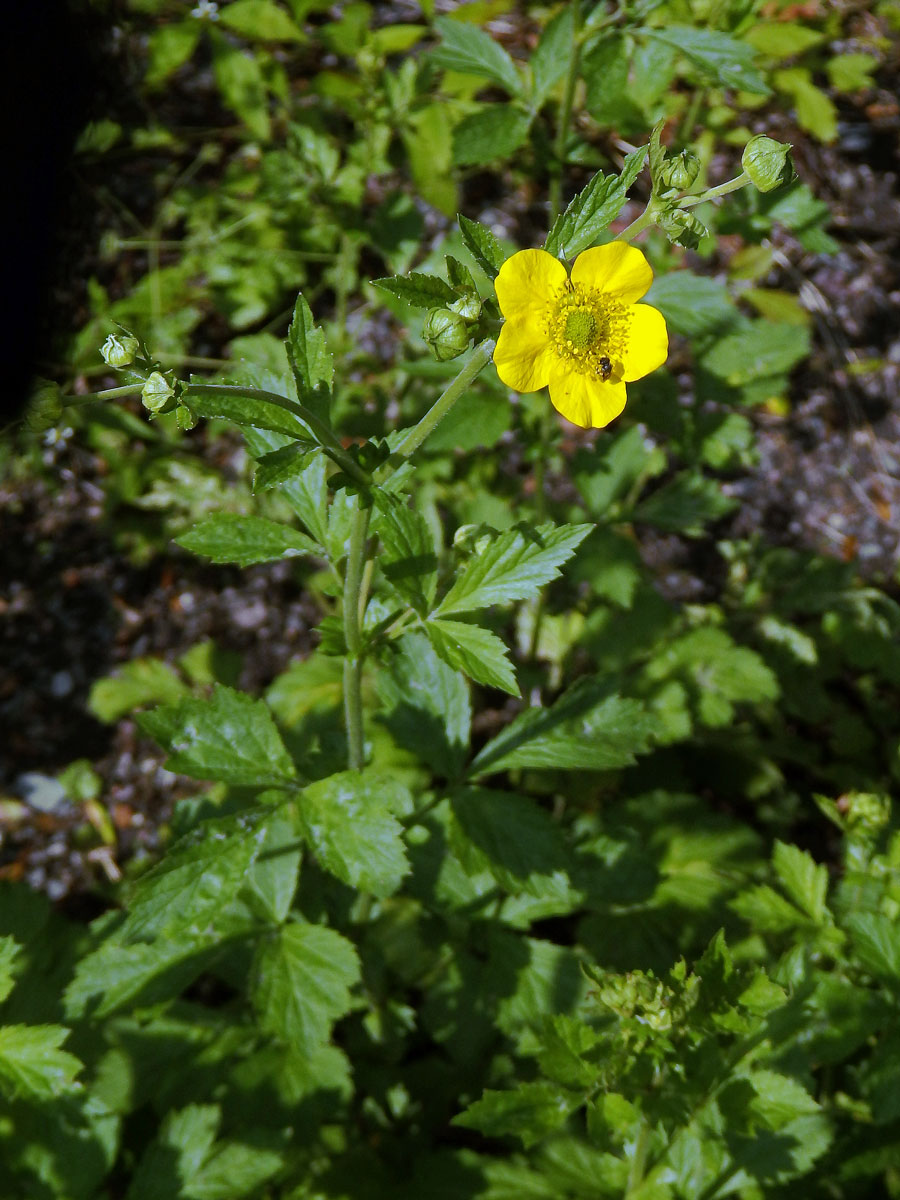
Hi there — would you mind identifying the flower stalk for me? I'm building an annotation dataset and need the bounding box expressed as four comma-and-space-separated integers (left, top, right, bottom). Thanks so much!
342, 503, 372, 771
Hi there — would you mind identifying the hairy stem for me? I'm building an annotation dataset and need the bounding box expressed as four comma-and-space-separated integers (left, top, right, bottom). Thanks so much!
679, 171, 750, 208
343, 503, 372, 771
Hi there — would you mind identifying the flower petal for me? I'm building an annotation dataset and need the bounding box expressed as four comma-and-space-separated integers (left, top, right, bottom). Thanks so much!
495, 248, 567, 321
493, 317, 555, 393
570, 242, 653, 303
548, 362, 628, 429
621, 303, 668, 382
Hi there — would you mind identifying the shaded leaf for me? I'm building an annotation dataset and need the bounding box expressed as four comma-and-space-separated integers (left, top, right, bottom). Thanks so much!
426, 618, 519, 695
176, 513, 319, 566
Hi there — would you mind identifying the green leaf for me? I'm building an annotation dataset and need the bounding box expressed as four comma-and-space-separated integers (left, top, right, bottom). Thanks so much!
176, 512, 319, 566
632, 472, 737, 536
644, 25, 770, 95
183, 1140, 284, 1200
544, 148, 648, 259
452, 105, 532, 167
847, 913, 900, 982
531, 6, 575, 108
426, 618, 519, 695
252, 442, 317, 493
748, 1069, 820, 1129
286, 291, 333, 424
378, 633, 471, 779
246, 432, 330, 546
297, 770, 410, 897
774, 67, 838, 142
185, 388, 312, 441
431, 16, 522, 96
0, 936, 22, 1004
458, 213, 505, 279
138, 685, 296, 786
146, 22, 201, 87
436, 523, 592, 616
122, 812, 267, 943
731, 885, 809, 933
372, 272, 456, 310
89, 657, 188, 723
702, 320, 811, 386
646, 272, 738, 337
773, 841, 829, 923
376, 505, 438, 613
453, 1083, 577, 1148
573, 424, 663, 517
251, 921, 361, 1051
470, 679, 656, 776
209, 31, 270, 140
0, 1024, 83, 1100
450, 788, 570, 894
218, 0, 305, 41
266, 652, 343, 727
240, 812, 301, 925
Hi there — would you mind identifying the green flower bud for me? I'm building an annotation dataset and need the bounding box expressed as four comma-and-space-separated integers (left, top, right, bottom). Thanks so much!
25, 380, 64, 433
658, 208, 708, 250
741, 135, 796, 193
450, 294, 482, 323
100, 332, 139, 369
423, 308, 471, 362
141, 372, 176, 415
657, 150, 701, 193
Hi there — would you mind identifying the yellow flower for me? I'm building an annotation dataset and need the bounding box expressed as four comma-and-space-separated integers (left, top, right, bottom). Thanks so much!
492, 243, 668, 429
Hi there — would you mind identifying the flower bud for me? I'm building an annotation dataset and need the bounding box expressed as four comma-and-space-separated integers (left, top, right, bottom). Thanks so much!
741, 135, 796, 193
25, 380, 64, 433
450, 294, 482, 323
100, 332, 140, 369
657, 150, 701, 193
658, 208, 708, 250
141, 372, 176, 414
423, 308, 471, 361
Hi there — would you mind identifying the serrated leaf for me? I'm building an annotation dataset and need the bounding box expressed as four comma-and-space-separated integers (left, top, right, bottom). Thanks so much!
544, 148, 648, 258
632, 472, 737, 536
644, 25, 770, 95
286, 291, 333, 424
453, 105, 532, 167
431, 16, 522, 96
453, 1082, 577, 1148
748, 1069, 820, 1129
89, 657, 188, 723
0, 1024, 83, 1100
470, 679, 656, 776
0, 936, 22, 1005
376, 505, 438, 613
773, 841, 829, 923
450, 788, 570, 894
372, 271, 456, 310
240, 812, 301, 925
176, 513, 319, 566
445, 254, 478, 298
377, 633, 471, 779
531, 6, 575, 108
458, 213, 505, 279
297, 770, 411, 897
183, 1140, 284, 1200
436, 523, 592, 617
646, 271, 738, 337
138, 684, 296, 786
251, 921, 360, 1051
426, 618, 519, 695
648, 117, 666, 183
218, 0, 304, 41
185, 388, 312, 441
122, 813, 267, 944
252, 441, 317, 493
847, 913, 900, 982
266, 652, 343, 727
245, 431, 330, 545
701, 319, 810, 386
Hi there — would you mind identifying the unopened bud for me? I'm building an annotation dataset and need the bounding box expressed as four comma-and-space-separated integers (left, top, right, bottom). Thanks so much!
100, 332, 140, 368
141, 372, 176, 414
25, 380, 64, 433
423, 308, 471, 361
741, 135, 796, 193
658, 208, 708, 250
657, 150, 701, 193
450, 294, 482, 323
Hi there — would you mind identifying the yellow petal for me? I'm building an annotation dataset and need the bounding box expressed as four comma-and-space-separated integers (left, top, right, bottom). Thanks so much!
570, 242, 653, 304
495, 248, 567, 321
493, 317, 555, 393
548, 362, 628, 429
621, 303, 668, 382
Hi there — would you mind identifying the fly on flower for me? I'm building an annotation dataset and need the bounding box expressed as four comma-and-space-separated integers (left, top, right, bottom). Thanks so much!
492, 243, 668, 429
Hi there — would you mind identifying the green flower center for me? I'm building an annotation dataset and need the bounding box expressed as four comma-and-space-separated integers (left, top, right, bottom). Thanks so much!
546, 282, 631, 381
563, 309, 597, 349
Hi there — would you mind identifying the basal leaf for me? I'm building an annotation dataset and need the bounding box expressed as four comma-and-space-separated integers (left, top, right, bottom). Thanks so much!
89, 657, 188, 723
176, 513, 320, 566
436, 523, 592, 616
297, 770, 411, 897
544, 148, 648, 259
138, 684, 296, 787
251, 921, 361, 1051
632, 472, 737, 537
426, 618, 519, 696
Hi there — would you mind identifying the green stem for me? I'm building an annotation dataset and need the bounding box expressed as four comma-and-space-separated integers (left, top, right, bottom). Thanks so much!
625, 1120, 652, 1196
343, 503, 372, 771
549, 0, 583, 220
182, 383, 370, 488
616, 203, 659, 243
61, 384, 145, 404
678, 171, 750, 208
388, 339, 496, 465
